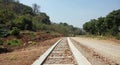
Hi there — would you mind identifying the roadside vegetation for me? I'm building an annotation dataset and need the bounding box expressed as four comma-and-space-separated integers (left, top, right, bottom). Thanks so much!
6, 39, 21, 46
83, 9, 120, 39
0, 0, 83, 37
0, 0, 84, 53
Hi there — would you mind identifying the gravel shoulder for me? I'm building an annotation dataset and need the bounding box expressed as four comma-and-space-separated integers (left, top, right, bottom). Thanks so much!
71, 37, 120, 65
0, 38, 60, 65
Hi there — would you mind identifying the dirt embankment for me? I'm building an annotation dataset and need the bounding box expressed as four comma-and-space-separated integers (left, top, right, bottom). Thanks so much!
0, 37, 60, 65
0, 31, 62, 53
71, 37, 120, 65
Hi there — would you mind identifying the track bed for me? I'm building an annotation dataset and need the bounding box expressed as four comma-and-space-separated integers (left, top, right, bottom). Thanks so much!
43, 38, 77, 65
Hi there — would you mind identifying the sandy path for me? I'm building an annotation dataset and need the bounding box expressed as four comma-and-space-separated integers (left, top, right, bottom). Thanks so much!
71, 37, 120, 65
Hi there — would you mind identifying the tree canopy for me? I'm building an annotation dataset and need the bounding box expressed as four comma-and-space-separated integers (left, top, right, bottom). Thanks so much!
83, 9, 120, 36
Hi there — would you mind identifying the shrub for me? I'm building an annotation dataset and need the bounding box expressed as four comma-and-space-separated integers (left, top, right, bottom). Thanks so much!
0, 39, 3, 45
13, 15, 33, 30
116, 33, 120, 40
0, 30, 9, 37
9, 27, 20, 36
29, 32, 35, 40
6, 39, 21, 46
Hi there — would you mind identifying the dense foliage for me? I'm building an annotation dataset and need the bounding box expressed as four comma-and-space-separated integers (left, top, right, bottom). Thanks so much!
83, 9, 120, 39
0, 0, 82, 38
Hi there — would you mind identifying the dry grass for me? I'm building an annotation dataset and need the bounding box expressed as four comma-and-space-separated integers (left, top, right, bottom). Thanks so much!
0, 38, 60, 65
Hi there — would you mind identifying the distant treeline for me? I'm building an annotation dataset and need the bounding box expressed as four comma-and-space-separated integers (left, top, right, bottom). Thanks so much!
0, 0, 83, 37
83, 9, 120, 38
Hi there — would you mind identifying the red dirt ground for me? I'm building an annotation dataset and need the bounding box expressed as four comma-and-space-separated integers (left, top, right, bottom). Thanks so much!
0, 37, 61, 65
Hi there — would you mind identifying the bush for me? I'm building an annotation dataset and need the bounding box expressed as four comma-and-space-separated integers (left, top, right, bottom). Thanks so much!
9, 27, 20, 36
14, 15, 33, 30
116, 33, 120, 40
0, 39, 3, 45
29, 32, 35, 40
6, 39, 21, 46
0, 30, 9, 37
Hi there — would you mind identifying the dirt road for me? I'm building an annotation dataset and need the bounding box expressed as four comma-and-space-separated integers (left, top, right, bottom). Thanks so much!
71, 37, 120, 65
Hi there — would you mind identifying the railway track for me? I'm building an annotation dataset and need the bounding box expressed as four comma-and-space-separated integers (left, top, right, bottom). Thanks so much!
32, 37, 91, 65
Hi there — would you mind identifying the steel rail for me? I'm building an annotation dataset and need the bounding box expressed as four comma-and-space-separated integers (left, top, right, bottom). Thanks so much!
32, 38, 62, 65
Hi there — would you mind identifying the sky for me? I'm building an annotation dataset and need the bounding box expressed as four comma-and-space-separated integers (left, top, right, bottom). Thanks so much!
19, 0, 120, 28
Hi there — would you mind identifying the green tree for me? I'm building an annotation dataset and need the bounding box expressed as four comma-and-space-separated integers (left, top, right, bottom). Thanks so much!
39, 13, 51, 24
83, 19, 97, 34
83, 9, 120, 37
105, 9, 120, 35
0, 10, 15, 24
96, 17, 106, 35
13, 15, 33, 30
